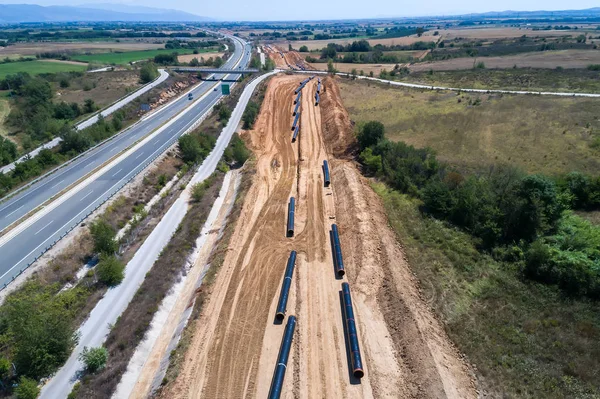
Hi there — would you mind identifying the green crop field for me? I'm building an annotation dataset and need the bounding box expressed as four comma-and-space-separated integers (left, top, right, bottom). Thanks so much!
71, 48, 214, 65
0, 61, 88, 79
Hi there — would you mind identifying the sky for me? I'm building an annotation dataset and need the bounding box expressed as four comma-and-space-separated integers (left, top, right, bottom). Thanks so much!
2, 0, 599, 21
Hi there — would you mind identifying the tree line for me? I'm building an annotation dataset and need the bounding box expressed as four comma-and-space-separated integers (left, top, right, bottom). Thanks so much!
358, 121, 600, 299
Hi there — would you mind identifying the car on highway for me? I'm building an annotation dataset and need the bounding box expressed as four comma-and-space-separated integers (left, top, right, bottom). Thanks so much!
188, 92, 193, 100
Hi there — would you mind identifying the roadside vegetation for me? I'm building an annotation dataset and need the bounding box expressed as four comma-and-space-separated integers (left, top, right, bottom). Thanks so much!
347, 87, 600, 396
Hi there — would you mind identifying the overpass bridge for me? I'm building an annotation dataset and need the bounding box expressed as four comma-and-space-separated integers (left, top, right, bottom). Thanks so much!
170, 67, 259, 74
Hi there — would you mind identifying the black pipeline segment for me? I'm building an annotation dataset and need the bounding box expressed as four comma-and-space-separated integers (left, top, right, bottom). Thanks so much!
317, 79, 322, 94
267, 315, 297, 399
292, 100, 301, 116
323, 160, 331, 187
294, 81, 307, 95
275, 251, 297, 321
315, 92, 320, 106
291, 111, 301, 131
341, 282, 364, 379
287, 197, 295, 237
292, 124, 299, 143
331, 224, 345, 276
293, 91, 302, 105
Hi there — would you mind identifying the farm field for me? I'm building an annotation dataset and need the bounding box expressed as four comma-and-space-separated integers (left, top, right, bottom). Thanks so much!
71, 48, 201, 64
426, 26, 600, 41
276, 35, 436, 51
309, 62, 402, 75
0, 60, 87, 78
398, 67, 600, 93
410, 49, 600, 71
0, 41, 164, 57
338, 77, 600, 175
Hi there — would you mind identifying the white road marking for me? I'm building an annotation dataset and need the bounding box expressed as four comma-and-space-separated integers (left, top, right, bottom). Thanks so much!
112, 168, 123, 178
3, 205, 24, 219
51, 179, 65, 189
79, 190, 94, 202
110, 147, 119, 153
34, 220, 54, 236
135, 152, 144, 160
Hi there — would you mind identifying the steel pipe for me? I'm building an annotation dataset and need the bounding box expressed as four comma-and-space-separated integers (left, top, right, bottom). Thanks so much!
267, 315, 297, 399
331, 224, 345, 276
341, 282, 364, 379
293, 91, 302, 105
275, 251, 297, 321
293, 100, 301, 116
294, 82, 307, 95
292, 124, 300, 143
323, 160, 330, 187
291, 111, 301, 131
315, 92, 320, 106
287, 197, 295, 237
317, 79, 321, 94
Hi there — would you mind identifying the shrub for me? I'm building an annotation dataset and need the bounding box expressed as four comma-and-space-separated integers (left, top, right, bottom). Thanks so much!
79, 346, 108, 373
89, 219, 118, 255
525, 213, 600, 298
96, 255, 125, 287
139, 62, 159, 83
357, 121, 384, 150
15, 377, 39, 399
178, 135, 202, 164
242, 101, 259, 129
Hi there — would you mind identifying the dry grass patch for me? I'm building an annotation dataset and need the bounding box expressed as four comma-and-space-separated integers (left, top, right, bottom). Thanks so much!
338, 77, 600, 175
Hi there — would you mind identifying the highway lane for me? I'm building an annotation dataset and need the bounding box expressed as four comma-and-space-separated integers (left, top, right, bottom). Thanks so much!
0, 35, 252, 288
0, 35, 249, 233
39, 69, 279, 399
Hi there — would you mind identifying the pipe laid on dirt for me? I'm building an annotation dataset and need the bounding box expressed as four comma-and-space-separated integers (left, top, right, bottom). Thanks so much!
317, 79, 322, 94
323, 160, 330, 187
268, 315, 297, 399
291, 111, 301, 131
315, 92, 320, 106
287, 197, 295, 237
292, 124, 300, 143
294, 82, 307, 95
299, 78, 310, 86
341, 282, 364, 379
293, 91, 302, 105
275, 251, 297, 321
293, 100, 301, 116
331, 224, 345, 276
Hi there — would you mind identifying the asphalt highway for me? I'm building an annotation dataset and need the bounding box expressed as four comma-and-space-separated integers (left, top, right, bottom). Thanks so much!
0, 34, 252, 288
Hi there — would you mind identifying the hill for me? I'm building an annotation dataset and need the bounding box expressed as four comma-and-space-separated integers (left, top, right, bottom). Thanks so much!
0, 4, 211, 23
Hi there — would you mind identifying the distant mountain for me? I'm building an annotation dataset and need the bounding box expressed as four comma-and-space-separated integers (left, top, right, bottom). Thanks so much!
0, 4, 212, 23
456, 7, 600, 19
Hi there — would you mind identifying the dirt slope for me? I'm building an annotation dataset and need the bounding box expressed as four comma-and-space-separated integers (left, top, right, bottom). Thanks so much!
159, 74, 476, 398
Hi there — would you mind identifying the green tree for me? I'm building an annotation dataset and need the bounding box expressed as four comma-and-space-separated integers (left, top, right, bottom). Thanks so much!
357, 121, 384, 150
96, 255, 125, 286
242, 101, 259, 129
139, 63, 159, 83
0, 136, 18, 165
89, 219, 118, 255
327, 59, 337, 74
299, 45, 309, 52
0, 356, 10, 380
15, 376, 39, 399
189, 57, 200, 67
79, 346, 108, 373
83, 98, 96, 114
3, 283, 78, 379
178, 135, 202, 164
213, 56, 224, 68
218, 104, 231, 122
416, 27, 425, 37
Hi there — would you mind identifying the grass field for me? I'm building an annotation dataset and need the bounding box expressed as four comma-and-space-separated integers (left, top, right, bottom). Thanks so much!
0, 60, 88, 79
71, 48, 201, 65
338, 77, 600, 175
400, 68, 600, 93
374, 183, 600, 398
411, 50, 600, 71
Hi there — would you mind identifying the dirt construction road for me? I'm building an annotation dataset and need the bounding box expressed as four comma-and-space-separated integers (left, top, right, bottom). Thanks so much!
160, 74, 476, 398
